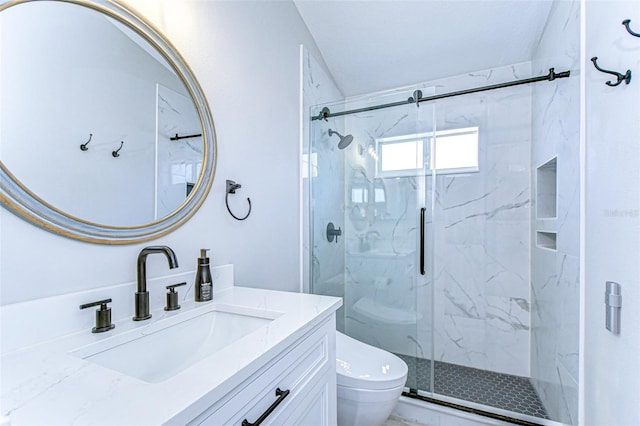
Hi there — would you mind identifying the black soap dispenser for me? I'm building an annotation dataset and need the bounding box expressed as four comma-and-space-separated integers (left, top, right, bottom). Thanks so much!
194, 249, 213, 302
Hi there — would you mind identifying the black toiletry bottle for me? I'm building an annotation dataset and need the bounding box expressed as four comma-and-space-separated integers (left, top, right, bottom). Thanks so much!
194, 249, 213, 302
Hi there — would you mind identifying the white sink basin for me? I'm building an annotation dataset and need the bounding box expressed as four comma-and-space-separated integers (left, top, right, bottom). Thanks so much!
70, 304, 280, 383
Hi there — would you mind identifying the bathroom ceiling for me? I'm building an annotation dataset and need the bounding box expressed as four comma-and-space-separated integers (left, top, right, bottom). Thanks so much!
294, 0, 554, 97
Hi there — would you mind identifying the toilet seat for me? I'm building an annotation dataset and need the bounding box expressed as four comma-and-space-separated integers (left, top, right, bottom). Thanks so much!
336, 331, 408, 390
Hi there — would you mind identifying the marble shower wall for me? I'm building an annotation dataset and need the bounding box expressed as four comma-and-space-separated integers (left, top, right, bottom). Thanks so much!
429, 63, 533, 377
302, 48, 346, 330
530, 0, 581, 424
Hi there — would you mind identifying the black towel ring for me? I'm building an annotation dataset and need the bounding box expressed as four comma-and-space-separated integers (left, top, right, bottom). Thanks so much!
225, 180, 251, 221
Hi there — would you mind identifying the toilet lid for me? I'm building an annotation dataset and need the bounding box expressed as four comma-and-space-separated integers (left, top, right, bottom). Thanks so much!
335, 331, 408, 390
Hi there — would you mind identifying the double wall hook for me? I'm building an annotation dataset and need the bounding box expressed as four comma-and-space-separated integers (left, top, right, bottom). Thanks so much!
80, 134, 93, 151
112, 141, 124, 157
590, 57, 632, 86
622, 19, 640, 38
225, 179, 251, 221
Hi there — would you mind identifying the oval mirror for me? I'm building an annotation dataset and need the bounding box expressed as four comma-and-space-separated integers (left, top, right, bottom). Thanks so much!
0, 0, 216, 244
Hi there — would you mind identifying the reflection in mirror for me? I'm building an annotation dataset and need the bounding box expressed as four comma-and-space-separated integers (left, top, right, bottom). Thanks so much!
348, 166, 410, 225
373, 178, 386, 219
348, 167, 370, 230
1, 1, 203, 227
0, 0, 216, 243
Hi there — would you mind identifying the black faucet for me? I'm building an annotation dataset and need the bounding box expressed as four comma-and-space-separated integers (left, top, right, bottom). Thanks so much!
133, 246, 179, 321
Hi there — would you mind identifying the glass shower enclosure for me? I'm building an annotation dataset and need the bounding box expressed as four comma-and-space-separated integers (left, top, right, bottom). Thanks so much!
308, 64, 563, 423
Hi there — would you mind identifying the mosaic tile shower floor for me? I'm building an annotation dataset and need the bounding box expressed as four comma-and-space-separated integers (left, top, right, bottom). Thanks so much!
396, 354, 549, 419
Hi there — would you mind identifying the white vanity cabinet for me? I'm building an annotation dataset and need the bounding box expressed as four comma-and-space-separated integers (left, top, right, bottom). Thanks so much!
191, 316, 337, 426
1, 284, 341, 426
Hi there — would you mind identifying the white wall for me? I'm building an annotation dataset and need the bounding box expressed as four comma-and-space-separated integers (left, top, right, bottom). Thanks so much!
583, 1, 640, 424
0, 0, 328, 304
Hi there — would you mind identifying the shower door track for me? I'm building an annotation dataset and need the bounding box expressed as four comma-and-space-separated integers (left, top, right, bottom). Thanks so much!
403, 391, 546, 426
312, 68, 570, 121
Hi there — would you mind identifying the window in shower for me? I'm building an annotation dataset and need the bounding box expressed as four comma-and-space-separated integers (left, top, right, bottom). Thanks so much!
376, 126, 479, 177
378, 137, 425, 177
431, 126, 479, 173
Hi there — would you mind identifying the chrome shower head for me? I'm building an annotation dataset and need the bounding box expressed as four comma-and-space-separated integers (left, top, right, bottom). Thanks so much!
328, 129, 354, 150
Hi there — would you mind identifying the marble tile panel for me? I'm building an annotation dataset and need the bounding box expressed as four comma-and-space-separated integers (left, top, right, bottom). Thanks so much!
303, 48, 345, 298
435, 316, 488, 369
484, 296, 530, 376
483, 221, 529, 300
556, 254, 579, 380
530, 0, 581, 421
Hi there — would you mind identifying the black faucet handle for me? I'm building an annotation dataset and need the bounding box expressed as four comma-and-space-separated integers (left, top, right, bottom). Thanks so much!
166, 282, 187, 291
80, 298, 115, 333
165, 282, 186, 311
79, 298, 112, 310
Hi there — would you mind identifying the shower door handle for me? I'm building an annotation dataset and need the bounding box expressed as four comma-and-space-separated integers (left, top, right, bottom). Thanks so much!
420, 207, 426, 275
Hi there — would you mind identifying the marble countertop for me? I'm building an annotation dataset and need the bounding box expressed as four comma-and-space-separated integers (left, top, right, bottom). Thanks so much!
0, 286, 341, 425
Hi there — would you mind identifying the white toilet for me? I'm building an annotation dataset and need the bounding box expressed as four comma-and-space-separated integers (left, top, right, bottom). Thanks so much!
335, 331, 408, 426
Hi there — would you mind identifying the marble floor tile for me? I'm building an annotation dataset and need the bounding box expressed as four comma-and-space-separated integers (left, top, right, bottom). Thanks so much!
396, 354, 549, 419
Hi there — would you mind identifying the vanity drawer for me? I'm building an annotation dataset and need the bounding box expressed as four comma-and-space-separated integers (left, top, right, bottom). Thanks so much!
194, 319, 334, 425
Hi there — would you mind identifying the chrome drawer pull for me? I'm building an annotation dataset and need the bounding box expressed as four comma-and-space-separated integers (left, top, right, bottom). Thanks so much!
242, 387, 290, 426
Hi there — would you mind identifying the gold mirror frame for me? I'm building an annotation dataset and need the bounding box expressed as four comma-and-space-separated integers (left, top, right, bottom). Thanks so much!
0, 0, 217, 244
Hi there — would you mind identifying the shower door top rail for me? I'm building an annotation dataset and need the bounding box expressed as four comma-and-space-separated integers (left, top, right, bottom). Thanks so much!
312, 68, 570, 121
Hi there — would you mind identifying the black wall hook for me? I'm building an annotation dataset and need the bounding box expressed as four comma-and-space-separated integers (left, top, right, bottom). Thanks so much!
80, 134, 93, 151
622, 19, 640, 38
112, 141, 124, 157
225, 179, 251, 221
590, 57, 632, 86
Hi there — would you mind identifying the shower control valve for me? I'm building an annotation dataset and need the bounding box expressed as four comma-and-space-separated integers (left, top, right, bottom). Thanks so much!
326, 222, 342, 243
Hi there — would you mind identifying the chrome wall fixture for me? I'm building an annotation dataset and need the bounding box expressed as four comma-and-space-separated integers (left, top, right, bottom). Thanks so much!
225, 179, 251, 221
622, 19, 640, 37
590, 57, 632, 87
605, 281, 622, 334
112, 141, 124, 157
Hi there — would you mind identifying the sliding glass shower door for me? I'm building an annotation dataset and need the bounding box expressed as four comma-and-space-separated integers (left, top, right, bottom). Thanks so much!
309, 87, 436, 392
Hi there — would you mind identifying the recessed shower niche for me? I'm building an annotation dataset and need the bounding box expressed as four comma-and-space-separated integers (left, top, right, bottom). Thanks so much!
536, 231, 557, 251
536, 157, 558, 219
